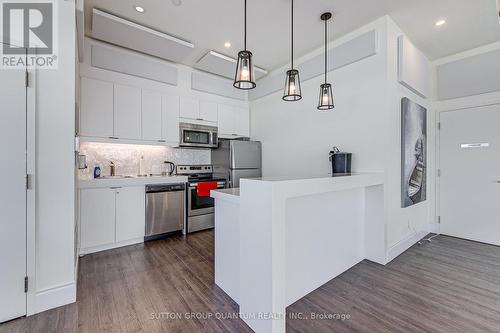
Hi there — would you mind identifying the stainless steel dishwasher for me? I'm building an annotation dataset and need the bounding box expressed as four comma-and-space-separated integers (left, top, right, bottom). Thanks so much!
145, 183, 186, 241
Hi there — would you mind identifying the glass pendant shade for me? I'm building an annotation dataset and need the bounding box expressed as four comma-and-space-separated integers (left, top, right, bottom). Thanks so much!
282, 0, 302, 101
234, 0, 256, 90
283, 69, 302, 101
317, 83, 334, 110
234, 50, 256, 90
317, 12, 334, 111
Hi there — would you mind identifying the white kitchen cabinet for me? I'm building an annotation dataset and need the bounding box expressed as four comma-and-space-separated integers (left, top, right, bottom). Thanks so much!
115, 186, 145, 242
114, 84, 142, 139
80, 77, 114, 138
199, 101, 218, 122
141, 89, 163, 141
218, 104, 250, 138
234, 106, 250, 137
180, 97, 218, 122
162, 94, 180, 143
179, 96, 199, 120
80, 188, 116, 249
80, 186, 146, 254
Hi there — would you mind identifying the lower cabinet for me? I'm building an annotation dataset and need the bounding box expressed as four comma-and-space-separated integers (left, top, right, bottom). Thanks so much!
80, 186, 145, 253
115, 186, 146, 242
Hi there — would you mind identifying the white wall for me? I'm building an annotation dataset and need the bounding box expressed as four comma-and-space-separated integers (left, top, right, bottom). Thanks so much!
385, 18, 435, 257
251, 17, 389, 178
32, 0, 76, 313
250, 16, 435, 261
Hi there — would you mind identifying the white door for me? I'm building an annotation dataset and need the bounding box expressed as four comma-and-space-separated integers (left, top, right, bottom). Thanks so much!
141, 90, 163, 141
115, 187, 145, 242
80, 188, 116, 249
113, 84, 142, 139
162, 94, 180, 143
234, 106, 250, 137
218, 104, 235, 136
80, 77, 114, 138
0, 55, 27, 322
199, 101, 218, 122
440, 104, 500, 245
179, 96, 199, 120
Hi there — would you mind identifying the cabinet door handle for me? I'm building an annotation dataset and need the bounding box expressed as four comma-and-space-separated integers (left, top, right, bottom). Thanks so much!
232, 134, 238, 136
108, 136, 119, 140
157, 140, 166, 143
196, 118, 204, 121
110, 186, 122, 189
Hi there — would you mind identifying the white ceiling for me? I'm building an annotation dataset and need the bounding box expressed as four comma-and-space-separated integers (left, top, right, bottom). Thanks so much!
84, 0, 500, 72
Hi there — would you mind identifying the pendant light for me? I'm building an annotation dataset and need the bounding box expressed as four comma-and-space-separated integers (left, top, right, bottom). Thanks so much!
283, 0, 302, 101
234, 0, 256, 90
317, 12, 334, 110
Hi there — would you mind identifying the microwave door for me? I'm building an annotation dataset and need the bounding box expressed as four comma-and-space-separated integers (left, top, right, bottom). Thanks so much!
230, 141, 262, 169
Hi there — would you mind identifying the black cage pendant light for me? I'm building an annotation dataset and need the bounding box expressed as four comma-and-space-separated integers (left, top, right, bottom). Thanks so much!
234, 0, 256, 90
317, 12, 334, 110
283, 0, 302, 101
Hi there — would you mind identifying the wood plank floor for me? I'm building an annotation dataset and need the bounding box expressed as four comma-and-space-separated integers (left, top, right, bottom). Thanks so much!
2, 232, 500, 333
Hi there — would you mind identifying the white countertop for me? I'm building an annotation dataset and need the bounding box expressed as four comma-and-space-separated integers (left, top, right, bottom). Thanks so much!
211, 188, 240, 204
79, 175, 188, 189
242, 173, 384, 198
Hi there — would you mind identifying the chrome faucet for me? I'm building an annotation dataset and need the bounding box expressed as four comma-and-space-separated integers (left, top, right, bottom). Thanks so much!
110, 161, 116, 177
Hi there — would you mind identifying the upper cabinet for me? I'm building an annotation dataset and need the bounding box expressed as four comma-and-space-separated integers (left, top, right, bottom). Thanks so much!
162, 94, 180, 143
141, 89, 163, 141
180, 97, 218, 123
79, 76, 249, 143
199, 101, 218, 122
80, 77, 114, 137
218, 104, 250, 138
114, 84, 142, 140
179, 97, 199, 120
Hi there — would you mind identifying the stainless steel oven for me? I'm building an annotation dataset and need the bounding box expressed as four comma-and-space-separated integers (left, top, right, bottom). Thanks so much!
177, 165, 226, 233
179, 123, 218, 149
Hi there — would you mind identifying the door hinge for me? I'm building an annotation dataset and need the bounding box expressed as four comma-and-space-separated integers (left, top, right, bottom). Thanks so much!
25, 71, 29, 87
437, 169, 441, 177
25, 174, 31, 190
24, 276, 28, 293
437, 122, 441, 130
437, 216, 441, 224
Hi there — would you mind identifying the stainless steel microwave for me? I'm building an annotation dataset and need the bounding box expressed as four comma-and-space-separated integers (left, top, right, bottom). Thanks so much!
179, 123, 218, 148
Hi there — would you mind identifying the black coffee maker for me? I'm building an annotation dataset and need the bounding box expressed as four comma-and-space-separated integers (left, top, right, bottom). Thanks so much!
329, 147, 352, 176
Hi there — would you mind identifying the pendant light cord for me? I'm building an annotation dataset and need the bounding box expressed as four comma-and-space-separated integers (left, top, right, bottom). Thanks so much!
244, 0, 247, 51
291, 0, 294, 69
324, 17, 327, 84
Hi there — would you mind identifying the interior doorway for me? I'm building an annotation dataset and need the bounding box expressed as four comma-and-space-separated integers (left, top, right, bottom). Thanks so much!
439, 103, 500, 246
0, 47, 28, 322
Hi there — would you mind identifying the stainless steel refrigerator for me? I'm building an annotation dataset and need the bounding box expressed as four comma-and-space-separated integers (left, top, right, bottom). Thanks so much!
211, 139, 262, 188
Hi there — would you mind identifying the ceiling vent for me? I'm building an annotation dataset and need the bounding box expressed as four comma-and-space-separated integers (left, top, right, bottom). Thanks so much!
91, 8, 194, 63
195, 51, 267, 80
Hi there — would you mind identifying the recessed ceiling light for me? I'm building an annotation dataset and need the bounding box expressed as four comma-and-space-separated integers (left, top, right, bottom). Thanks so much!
134, 6, 145, 13
224, 41, 231, 48
435, 19, 446, 27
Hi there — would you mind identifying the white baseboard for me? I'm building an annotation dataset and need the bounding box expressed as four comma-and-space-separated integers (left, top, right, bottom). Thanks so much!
79, 237, 143, 255
387, 230, 427, 263
34, 281, 76, 314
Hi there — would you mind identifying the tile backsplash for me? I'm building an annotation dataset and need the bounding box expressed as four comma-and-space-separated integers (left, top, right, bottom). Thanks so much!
79, 142, 210, 178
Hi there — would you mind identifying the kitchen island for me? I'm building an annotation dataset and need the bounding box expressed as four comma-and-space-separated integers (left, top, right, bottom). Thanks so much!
211, 173, 385, 333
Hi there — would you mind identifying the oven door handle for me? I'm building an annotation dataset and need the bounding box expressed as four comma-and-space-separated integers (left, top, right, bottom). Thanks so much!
189, 182, 226, 189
